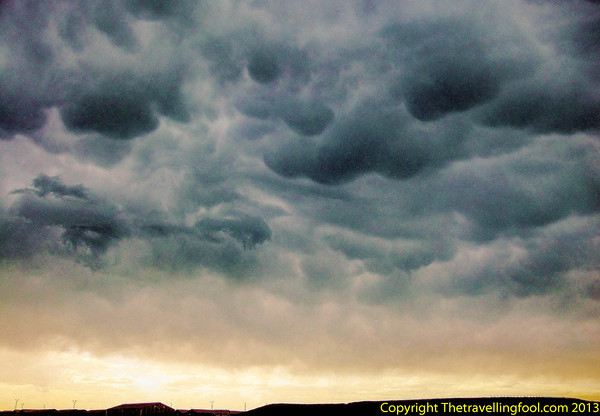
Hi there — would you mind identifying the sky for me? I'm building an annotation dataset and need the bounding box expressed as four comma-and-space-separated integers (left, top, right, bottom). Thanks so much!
1, 0, 600, 411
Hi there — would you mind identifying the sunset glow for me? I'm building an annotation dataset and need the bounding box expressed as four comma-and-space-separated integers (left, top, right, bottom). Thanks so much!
1, 0, 599, 411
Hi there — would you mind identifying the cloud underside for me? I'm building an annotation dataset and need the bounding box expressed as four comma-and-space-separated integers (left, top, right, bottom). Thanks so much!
0, 0, 598, 296
0, 0, 599, 390
1, 266, 599, 380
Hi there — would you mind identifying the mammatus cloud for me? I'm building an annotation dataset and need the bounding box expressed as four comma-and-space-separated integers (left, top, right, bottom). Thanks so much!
263, 100, 467, 184
0, 0, 599, 406
0, 0, 597, 298
60, 70, 189, 140
0, 0, 191, 141
382, 15, 539, 121
236, 93, 334, 137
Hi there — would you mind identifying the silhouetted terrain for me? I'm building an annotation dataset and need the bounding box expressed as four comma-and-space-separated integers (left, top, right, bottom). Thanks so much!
3, 398, 599, 416
242, 397, 600, 416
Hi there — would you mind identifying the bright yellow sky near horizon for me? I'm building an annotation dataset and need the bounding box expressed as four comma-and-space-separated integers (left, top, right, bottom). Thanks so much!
1, 346, 600, 412
1, 0, 600, 411
1, 264, 600, 412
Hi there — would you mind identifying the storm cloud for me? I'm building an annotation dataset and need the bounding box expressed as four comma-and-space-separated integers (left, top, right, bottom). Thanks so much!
60, 69, 189, 140
383, 14, 539, 121
4, 174, 271, 274
0, 0, 190, 141
1, 0, 600, 406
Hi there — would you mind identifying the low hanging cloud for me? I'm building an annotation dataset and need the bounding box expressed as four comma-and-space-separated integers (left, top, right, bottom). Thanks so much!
263, 100, 467, 184
382, 15, 539, 121
236, 93, 334, 136
60, 71, 189, 140
477, 77, 600, 133
430, 136, 600, 239
1, 0, 600, 398
0, 0, 191, 141
8, 175, 130, 268
5, 174, 271, 273
246, 42, 311, 85
1, 0, 596, 294
437, 215, 600, 298
140, 215, 272, 276
0, 209, 59, 261
25, 173, 89, 199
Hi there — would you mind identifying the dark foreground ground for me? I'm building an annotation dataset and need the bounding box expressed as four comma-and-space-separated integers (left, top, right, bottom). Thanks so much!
243, 397, 599, 415
2, 398, 599, 416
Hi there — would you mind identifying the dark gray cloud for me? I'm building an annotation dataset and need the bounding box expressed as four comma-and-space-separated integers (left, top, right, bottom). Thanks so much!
324, 229, 454, 277
0, 1, 61, 139
138, 215, 271, 276
247, 43, 311, 85
90, 1, 138, 51
15, 174, 89, 199
60, 86, 158, 140
0, 1, 598, 308
300, 134, 599, 246
257, 132, 600, 297
223, 34, 333, 137
8, 175, 129, 268
5, 173, 272, 274
123, 0, 197, 21
248, 47, 282, 84
236, 93, 334, 137
448, 215, 600, 297
71, 134, 134, 166
60, 69, 189, 140
434, 136, 600, 240
200, 36, 245, 83
264, 99, 468, 184
382, 16, 538, 121
280, 100, 335, 136
557, 17, 600, 61
57, 0, 138, 51
195, 215, 272, 250
0, 207, 59, 261
472, 2, 600, 133
0, 0, 190, 142
477, 76, 600, 133
1, 0, 597, 295
141, 215, 272, 249
0, 89, 48, 139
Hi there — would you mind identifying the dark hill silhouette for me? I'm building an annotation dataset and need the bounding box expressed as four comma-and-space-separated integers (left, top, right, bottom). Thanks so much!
2, 398, 599, 416
242, 397, 600, 416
